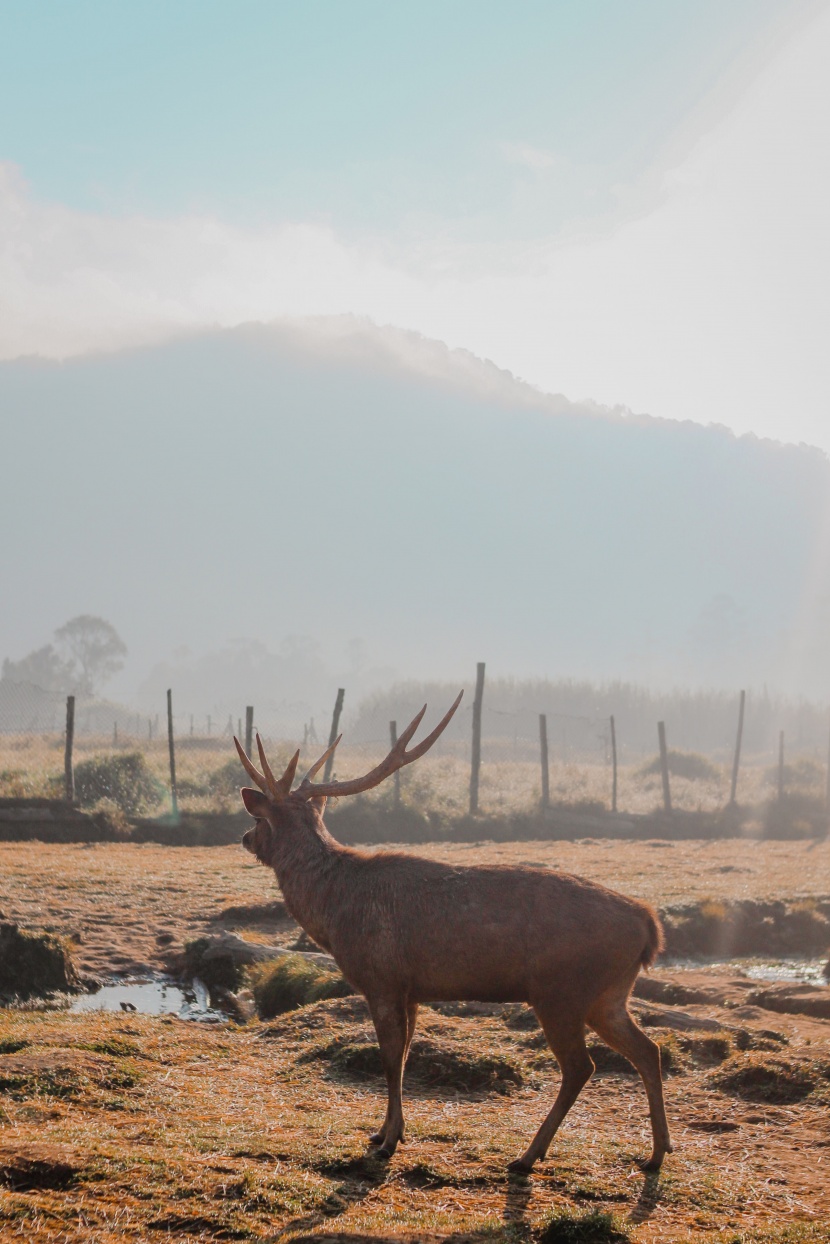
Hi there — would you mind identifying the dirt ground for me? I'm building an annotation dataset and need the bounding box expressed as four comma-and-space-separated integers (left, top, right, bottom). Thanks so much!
1, 837, 828, 980
1, 837, 829, 1242
1, 982, 829, 1243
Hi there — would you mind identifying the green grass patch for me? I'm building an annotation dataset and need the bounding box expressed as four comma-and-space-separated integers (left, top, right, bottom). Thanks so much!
537, 1207, 630, 1242
248, 953, 354, 1018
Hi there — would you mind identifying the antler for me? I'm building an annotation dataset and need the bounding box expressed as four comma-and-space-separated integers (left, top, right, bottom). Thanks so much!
234, 734, 300, 801
294, 691, 463, 801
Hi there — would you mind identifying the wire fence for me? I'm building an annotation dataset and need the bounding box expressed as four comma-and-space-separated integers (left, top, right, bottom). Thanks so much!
2, 671, 829, 823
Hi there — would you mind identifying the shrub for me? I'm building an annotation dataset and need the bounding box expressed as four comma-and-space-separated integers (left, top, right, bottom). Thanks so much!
248, 954, 354, 1018
74, 752, 164, 815
639, 751, 719, 781
209, 745, 298, 798
208, 756, 253, 798
761, 792, 827, 840
763, 757, 824, 791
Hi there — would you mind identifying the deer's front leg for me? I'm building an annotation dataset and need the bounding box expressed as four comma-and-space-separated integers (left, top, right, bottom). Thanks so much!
367, 996, 410, 1158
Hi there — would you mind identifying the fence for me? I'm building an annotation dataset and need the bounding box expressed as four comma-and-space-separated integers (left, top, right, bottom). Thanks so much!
2, 665, 830, 826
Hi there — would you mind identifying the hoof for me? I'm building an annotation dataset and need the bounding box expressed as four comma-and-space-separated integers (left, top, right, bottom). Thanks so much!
368, 1132, 385, 1146
376, 1145, 395, 1160
640, 1154, 665, 1173
507, 1158, 533, 1176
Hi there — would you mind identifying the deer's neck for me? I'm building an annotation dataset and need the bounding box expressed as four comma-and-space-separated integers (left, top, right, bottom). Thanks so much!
268, 813, 343, 952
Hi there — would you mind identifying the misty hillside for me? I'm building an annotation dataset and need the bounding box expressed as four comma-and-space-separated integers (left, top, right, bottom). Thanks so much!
2, 317, 829, 703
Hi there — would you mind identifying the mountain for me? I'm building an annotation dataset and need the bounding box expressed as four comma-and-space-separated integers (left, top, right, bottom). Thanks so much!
2, 317, 829, 713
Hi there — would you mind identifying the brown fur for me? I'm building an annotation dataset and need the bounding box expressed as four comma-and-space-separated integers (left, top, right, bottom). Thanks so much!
240, 790, 673, 1172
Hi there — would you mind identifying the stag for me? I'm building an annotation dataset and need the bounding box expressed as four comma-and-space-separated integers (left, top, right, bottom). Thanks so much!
235, 694, 672, 1173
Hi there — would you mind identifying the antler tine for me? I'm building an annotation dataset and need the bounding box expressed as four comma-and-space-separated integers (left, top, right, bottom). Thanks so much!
255, 733, 283, 801
302, 735, 341, 783
279, 749, 301, 795
394, 703, 428, 750
234, 735, 268, 793
396, 690, 464, 762
295, 691, 463, 801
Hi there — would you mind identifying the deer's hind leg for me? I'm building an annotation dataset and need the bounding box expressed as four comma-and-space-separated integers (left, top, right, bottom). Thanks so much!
367, 997, 417, 1157
508, 1005, 595, 1174
587, 991, 673, 1171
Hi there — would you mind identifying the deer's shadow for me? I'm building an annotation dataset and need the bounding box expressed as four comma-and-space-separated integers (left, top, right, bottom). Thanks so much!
274, 1151, 391, 1239
626, 1169, 662, 1225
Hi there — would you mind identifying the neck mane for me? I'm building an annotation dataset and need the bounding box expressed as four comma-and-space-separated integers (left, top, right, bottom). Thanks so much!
267, 801, 346, 950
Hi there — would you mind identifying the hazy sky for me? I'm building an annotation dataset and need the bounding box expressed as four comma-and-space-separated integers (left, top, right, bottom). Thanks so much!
1, 0, 829, 448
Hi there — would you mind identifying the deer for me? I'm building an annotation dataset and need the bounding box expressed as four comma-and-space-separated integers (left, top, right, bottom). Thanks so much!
234, 692, 673, 1174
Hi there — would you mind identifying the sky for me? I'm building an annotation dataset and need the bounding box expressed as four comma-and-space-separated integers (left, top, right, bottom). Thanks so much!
2, 0, 829, 450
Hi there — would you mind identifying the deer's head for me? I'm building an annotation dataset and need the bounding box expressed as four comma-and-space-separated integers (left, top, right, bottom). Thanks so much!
235, 692, 463, 862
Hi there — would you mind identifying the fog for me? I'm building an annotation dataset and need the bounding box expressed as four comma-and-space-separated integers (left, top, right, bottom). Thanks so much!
2, 318, 829, 732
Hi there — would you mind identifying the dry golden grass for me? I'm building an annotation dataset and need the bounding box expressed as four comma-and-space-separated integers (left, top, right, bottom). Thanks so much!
1, 992, 829, 1243
0, 732, 807, 818
1, 836, 830, 1241
1, 838, 829, 982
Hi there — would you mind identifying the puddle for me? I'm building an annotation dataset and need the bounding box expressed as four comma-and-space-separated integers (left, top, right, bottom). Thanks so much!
741, 959, 827, 986
70, 976, 224, 1021
669, 958, 827, 986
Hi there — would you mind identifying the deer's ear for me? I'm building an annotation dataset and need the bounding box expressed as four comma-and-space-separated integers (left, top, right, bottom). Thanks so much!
309, 794, 327, 814
241, 788, 271, 818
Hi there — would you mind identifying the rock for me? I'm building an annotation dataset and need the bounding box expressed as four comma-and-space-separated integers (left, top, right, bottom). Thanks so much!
211, 986, 257, 1023
181, 931, 335, 991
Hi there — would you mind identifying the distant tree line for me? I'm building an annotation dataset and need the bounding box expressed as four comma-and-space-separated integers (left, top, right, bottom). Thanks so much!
2, 615, 126, 697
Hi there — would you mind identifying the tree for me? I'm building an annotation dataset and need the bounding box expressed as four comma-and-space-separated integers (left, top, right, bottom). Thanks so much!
53, 615, 127, 696
1, 645, 74, 691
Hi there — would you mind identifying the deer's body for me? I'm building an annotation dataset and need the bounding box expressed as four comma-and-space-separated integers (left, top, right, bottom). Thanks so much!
235, 698, 673, 1173
258, 812, 658, 1004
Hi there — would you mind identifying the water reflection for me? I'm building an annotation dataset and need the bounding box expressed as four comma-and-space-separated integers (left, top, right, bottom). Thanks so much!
670, 957, 826, 985
70, 976, 222, 1020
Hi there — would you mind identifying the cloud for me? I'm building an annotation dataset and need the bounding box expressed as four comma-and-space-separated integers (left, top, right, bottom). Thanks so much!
2, 3, 829, 449
0, 162, 425, 357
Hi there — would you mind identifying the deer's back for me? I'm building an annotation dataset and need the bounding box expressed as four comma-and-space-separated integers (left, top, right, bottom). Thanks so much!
325, 853, 656, 1005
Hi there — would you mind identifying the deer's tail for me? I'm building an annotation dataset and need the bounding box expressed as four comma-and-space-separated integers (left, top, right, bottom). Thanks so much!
640, 904, 665, 971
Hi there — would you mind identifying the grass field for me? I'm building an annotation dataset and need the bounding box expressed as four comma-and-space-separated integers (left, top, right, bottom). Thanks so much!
1, 837, 829, 981
1, 975, 829, 1242
0, 731, 819, 820
1, 836, 830, 1240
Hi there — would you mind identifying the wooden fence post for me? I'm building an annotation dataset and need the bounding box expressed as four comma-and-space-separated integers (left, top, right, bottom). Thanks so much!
469, 662, 486, 815
324, 689, 345, 783
167, 689, 178, 818
245, 706, 254, 758
390, 721, 400, 808
610, 714, 618, 813
657, 721, 672, 813
64, 695, 75, 804
778, 730, 785, 801
729, 690, 746, 806
539, 713, 550, 810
